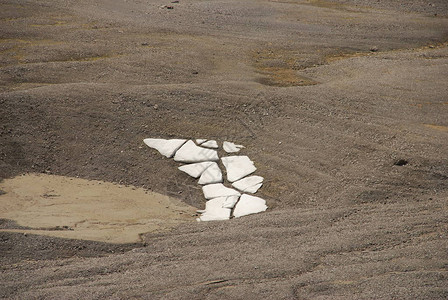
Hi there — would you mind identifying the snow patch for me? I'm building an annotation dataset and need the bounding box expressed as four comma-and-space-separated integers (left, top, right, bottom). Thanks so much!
178, 161, 214, 178
201, 140, 219, 149
196, 139, 207, 145
232, 175, 264, 193
198, 162, 223, 185
143, 138, 186, 158
174, 140, 219, 163
233, 194, 268, 218
143, 137, 268, 221
221, 156, 257, 182
196, 197, 232, 221
223, 141, 244, 153
202, 183, 241, 199
221, 195, 240, 209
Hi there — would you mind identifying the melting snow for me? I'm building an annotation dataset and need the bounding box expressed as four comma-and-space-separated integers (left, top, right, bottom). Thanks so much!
221, 195, 240, 209
221, 156, 257, 182
178, 162, 214, 178
233, 194, 268, 218
223, 141, 244, 153
196, 197, 232, 221
174, 140, 219, 163
202, 183, 241, 199
198, 162, 223, 185
196, 139, 207, 145
200, 140, 219, 149
144, 137, 268, 221
143, 138, 186, 158
232, 175, 264, 193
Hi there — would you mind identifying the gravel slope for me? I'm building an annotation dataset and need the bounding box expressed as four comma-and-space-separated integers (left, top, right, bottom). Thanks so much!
1, 0, 447, 298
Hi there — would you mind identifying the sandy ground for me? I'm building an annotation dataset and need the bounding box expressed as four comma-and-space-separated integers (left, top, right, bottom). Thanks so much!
0, 174, 196, 243
1, 0, 448, 298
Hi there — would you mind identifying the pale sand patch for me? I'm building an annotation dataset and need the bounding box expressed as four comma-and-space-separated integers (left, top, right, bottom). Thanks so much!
0, 173, 196, 243
423, 124, 448, 132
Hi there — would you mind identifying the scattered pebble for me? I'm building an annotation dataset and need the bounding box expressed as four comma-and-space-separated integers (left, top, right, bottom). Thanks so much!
394, 159, 408, 166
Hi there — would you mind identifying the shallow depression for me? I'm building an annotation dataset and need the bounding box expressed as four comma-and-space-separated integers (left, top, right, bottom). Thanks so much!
0, 173, 196, 243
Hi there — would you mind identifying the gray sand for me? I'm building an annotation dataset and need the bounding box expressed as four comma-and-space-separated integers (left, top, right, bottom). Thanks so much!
1, 0, 447, 298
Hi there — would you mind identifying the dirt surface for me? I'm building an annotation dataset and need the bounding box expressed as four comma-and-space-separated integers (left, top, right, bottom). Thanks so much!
1, 0, 448, 298
0, 173, 196, 243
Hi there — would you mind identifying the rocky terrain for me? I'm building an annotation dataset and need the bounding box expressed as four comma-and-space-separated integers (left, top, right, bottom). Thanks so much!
1, 0, 447, 298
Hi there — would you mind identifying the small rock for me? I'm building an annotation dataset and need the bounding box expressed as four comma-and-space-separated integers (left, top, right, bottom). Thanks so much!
370, 46, 378, 52
394, 159, 408, 166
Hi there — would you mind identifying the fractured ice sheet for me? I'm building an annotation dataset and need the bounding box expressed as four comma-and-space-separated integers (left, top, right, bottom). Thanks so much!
196, 196, 238, 212
144, 137, 268, 221
200, 140, 219, 149
174, 140, 219, 163
198, 162, 223, 185
196, 197, 232, 221
223, 141, 244, 153
196, 139, 207, 145
202, 183, 241, 199
221, 195, 240, 209
178, 162, 214, 178
221, 156, 257, 182
232, 175, 263, 193
143, 138, 186, 158
233, 194, 268, 218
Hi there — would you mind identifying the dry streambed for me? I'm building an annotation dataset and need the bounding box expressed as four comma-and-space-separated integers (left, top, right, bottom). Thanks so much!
0, 173, 196, 243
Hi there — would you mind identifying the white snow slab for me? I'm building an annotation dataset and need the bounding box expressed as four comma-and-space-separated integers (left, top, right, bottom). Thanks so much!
174, 140, 219, 163
178, 161, 214, 178
198, 162, 223, 185
241, 183, 262, 194
197, 197, 232, 221
221, 156, 257, 182
143, 138, 186, 158
196, 139, 207, 145
223, 141, 244, 153
222, 195, 240, 209
233, 194, 268, 218
201, 140, 218, 149
202, 183, 241, 200
232, 175, 264, 193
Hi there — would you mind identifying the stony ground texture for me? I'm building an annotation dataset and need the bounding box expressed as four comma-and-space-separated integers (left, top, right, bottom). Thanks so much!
1, 0, 448, 298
